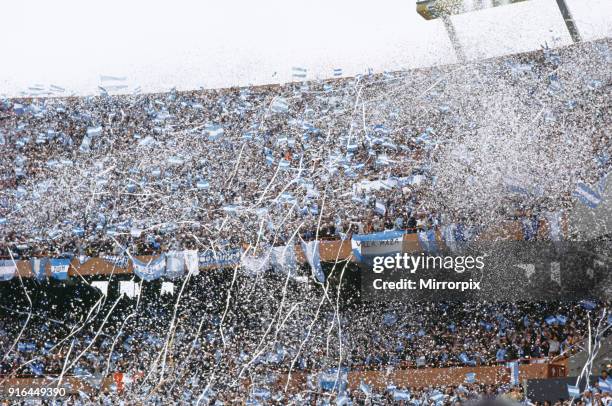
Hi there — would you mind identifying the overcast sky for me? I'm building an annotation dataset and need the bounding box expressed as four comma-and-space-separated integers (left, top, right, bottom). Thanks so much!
0, 0, 609, 97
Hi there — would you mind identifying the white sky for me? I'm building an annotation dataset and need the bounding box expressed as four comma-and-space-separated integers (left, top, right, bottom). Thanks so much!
0, 0, 610, 97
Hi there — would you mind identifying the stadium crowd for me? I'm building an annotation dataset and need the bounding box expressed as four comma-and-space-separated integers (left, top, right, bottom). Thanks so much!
0, 270, 609, 403
1, 39, 610, 260
0, 36, 610, 404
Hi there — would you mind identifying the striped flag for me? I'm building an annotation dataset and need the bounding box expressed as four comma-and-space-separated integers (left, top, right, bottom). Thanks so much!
99, 75, 128, 92
0, 260, 17, 281
31, 258, 48, 280
567, 384, 580, 397
50, 258, 70, 280
508, 361, 520, 385
333, 68, 343, 77
291, 67, 307, 79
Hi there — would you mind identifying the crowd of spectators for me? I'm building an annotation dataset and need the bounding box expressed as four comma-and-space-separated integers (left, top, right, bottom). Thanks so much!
0, 36, 610, 404
1, 39, 610, 261
0, 270, 608, 403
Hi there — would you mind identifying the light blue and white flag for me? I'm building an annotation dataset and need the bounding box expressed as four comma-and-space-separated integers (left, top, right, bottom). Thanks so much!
301, 240, 325, 283
567, 384, 580, 397
374, 200, 386, 215
0, 260, 17, 281
50, 258, 70, 280
18, 342, 36, 352
393, 389, 410, 401
31, 257, 48, 280
545, 315, 558, 325
271, 97, 289, 113
508, 361, 519, 385
132, 255, 166, 281
430, 392, 445, 402
292, 66, 307, 79
599, 377, 612, 393
204, 124, 224, 141
465, 372, 477, 383
459, 352, 476, 366
333, 68, 343, 77
336, 393, 350, 406
165, 251, 185, 280
279, 159, 290, 169
573, 182, 602, 208
359, 380, 372, 396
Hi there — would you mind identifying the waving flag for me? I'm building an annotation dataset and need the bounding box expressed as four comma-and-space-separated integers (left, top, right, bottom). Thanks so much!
132, 255, 166, 281
0, 259, 17, 281
567, 384, 580, 397
393, 389, 410, 401
50, 258, 70, 280
545, 315, 558, 325
374, 200, 386, 215
359, 380, 372, 396
599, 377, 612, 393
459, 352, 476, 366
204, 124, 224, 140
270, 97, 289, 113
291, 67, 307, 79
333, 68, 343, 77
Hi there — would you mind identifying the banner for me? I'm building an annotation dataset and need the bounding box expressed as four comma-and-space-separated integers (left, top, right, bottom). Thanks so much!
0, 259, 17, 281
301, 240, 325, 283
101, 255, 129, 269
351, 230, 405, 262
132, 255, 166, 281
270, 244, 297, 273
318, 367, 348, 392
241, 252, 270, 275
31, 257, 48, 280
50, 258, 70, 280
198, 248, 241, 269
183, 250, 199, 276
165, 251, 185, 280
